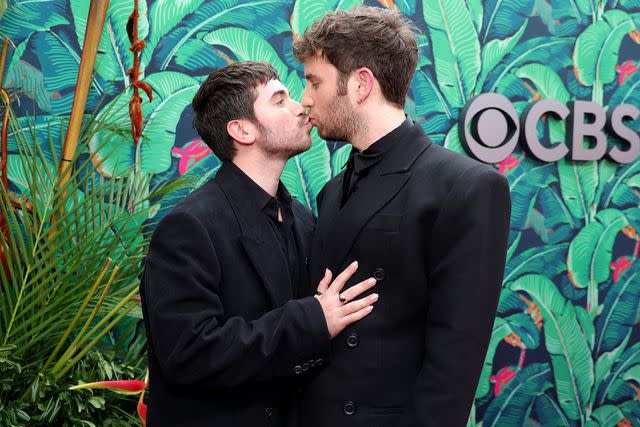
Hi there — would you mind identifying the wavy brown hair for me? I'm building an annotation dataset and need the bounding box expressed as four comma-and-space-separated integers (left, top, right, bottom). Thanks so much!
293, 6, 419, 107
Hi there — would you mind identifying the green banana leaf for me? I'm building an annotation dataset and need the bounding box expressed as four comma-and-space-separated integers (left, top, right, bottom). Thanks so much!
508, 164, 557, 230
290, 0, 363, 39
145, 0, 206, 66
485, 36, 573, 93
477, 22, 527, 91
482, 363, 554, 427
149, 0, 289, 71
330, 144, 351, 178
533, 391, 576, 426
593, 332, 632, 407
538, 187, 579, 244
411, 67, 455, 129
2, 34, 56, 114
30, 29, 105, 115
595, 262, 640, 356
70, 0, 149, 84
573, 9, 636, 87
202, 27, 289, 79
551, 0, 594, 37
586, 404, 626, 427
510, 275, 594, 421
567, 208, 630, 288
515, 63, 571, 102
443, 124, 466, 156
423, 0, 481, 108
504, 243, 569, 285
482, 0, 534, 43
557, 159, 598, 223
0, 0, 68, 42
475, 317, 513, 400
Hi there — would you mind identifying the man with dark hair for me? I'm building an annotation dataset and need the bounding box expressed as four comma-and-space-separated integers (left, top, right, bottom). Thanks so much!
140, 61, 378, 426
293, 7, 511, 427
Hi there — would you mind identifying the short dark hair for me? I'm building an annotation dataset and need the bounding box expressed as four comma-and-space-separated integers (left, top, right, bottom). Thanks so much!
293, 6, 419, 107
191, 61, 279, 161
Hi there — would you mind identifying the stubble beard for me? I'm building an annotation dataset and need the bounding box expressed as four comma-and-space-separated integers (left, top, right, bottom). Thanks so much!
315, 93, 363, 144
256, 118, 311, 160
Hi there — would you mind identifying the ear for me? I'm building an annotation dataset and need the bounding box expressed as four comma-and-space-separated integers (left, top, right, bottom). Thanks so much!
354, 67, 375, 104
227, 119, 257, 146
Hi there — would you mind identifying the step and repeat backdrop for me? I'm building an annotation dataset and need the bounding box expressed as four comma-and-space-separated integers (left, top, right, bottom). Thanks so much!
2, 0, 640, 425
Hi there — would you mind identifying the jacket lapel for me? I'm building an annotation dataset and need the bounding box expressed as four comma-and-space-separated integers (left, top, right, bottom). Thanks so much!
239, 233, 292, 307
314, 121, 431, 275
216, 163, 292, 308
321, 172, 410, 273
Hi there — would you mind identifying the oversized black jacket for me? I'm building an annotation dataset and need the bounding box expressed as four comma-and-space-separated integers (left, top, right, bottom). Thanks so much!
140, 162, 330, 426
297, 119, 511, 427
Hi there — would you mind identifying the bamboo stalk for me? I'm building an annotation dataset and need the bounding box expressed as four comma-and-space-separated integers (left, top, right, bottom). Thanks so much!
49, 0, 110, 239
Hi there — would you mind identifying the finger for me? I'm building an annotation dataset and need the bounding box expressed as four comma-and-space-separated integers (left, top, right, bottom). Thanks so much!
328, 261, 359, 294
341, 293, 378, 315
317, 269, 332, 294
339, 278, 376, 302
341, 305, 374, 326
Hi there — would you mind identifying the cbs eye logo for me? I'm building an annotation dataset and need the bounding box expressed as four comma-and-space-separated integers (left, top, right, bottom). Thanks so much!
459, 93, 640, 164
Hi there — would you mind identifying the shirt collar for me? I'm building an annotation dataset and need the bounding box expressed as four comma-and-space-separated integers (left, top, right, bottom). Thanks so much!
346, 116, 413, 175
224, 161, 292, 212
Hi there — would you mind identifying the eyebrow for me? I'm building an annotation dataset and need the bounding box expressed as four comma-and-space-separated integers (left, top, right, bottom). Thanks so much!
269, 89, 287, 101
304, 73, 318, 81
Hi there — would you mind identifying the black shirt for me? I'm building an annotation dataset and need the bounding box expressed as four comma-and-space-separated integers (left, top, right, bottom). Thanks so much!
342, 117, 413, 205
225, 162, 300, 294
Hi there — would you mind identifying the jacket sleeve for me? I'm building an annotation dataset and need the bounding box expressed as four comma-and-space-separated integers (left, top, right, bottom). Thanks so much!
411, 167, 511, 426
141, 210, 330, 389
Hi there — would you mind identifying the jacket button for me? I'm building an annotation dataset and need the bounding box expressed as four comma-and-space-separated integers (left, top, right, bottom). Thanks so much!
305, 256, 311, 265
343, 401, 356, 416
316, 358, 324, 367
302, 362, 309, 371
346, 333, 359, 348
309, 359, 316, 368
374, 268, 385, 281
294, 365, 302, 374
265, 407, 273, 417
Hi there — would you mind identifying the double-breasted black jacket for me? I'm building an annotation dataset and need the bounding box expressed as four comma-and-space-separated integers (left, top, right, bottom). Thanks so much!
140, 162, 330, 426
297, 119, 512, 427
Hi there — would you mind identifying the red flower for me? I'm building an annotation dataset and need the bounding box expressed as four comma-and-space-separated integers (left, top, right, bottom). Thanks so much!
616, 60, 638, 86
611, 255, 633, 283
497, 153, 523, 175
69, 380, 146, 395
490, 366, 518, 396
172, 139, 212, 175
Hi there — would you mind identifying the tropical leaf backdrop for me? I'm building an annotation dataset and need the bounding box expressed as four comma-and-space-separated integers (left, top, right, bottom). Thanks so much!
2, 0, 640, 425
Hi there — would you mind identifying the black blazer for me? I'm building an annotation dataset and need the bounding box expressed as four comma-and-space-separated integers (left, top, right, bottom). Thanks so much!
298, 120, 511, 427
140, 162, 330, 427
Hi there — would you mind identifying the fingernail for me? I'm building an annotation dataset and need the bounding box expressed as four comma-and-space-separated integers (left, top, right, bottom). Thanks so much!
368, 306, 374, 311
369, 278, 376, 285
371, 293, 379, 301
352, 261, 358, 268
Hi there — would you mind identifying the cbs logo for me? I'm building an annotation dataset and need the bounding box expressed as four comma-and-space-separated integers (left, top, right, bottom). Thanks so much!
459, 93, 640, 164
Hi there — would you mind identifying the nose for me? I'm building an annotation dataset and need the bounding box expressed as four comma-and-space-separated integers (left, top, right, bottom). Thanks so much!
301, 86, 313, 108
290, 98, 306, 116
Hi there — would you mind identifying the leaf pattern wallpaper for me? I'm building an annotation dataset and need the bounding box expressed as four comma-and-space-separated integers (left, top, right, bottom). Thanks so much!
2, 0, 640, 425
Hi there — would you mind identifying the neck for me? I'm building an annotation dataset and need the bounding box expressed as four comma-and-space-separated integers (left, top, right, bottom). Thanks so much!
350, 105, 406, 152
232, 152, 286, 197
